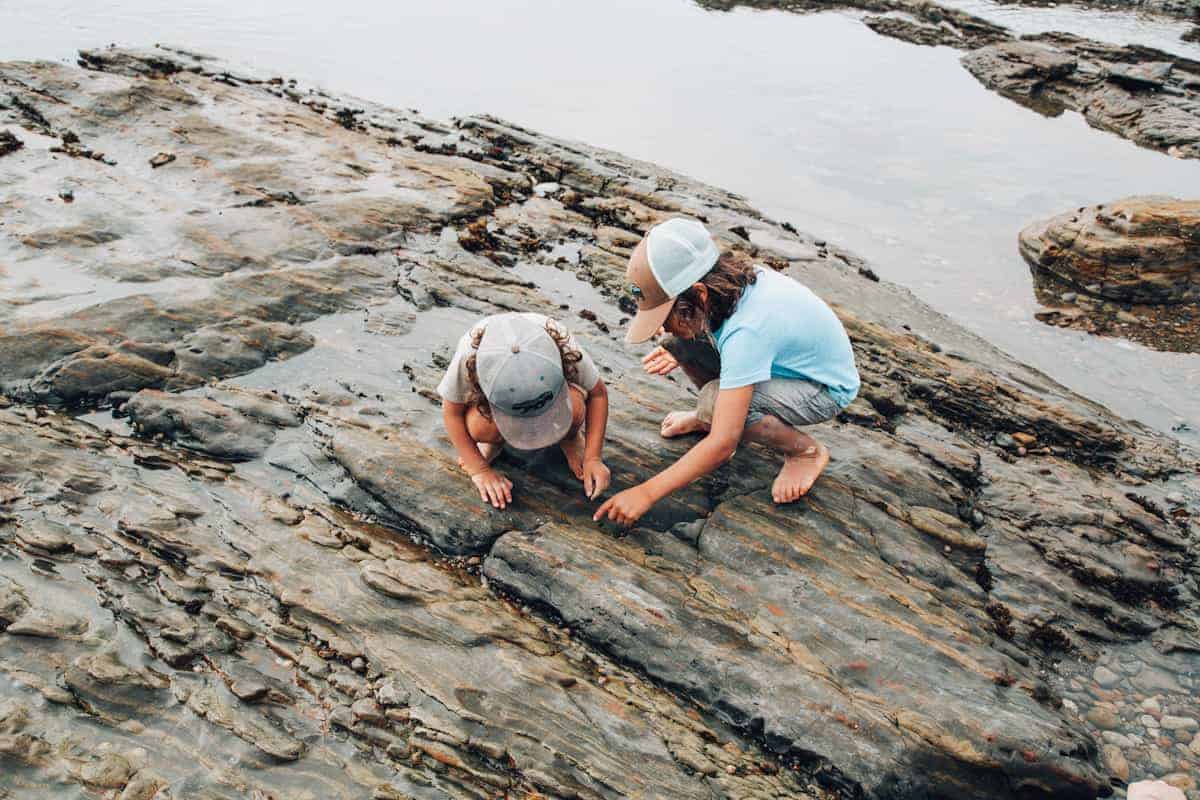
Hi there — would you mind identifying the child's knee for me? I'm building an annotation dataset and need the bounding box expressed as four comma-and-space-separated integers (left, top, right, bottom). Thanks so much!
696, 380, 719, 426
466, 405, 503, 443
568, 385, 586, 432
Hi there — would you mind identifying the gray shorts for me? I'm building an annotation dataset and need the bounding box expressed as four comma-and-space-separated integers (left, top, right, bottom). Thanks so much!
663, 335, 841, 429
696, 376, 841, 428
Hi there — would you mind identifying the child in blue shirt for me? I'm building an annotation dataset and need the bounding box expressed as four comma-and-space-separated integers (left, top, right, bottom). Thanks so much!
596, 217, 859, 527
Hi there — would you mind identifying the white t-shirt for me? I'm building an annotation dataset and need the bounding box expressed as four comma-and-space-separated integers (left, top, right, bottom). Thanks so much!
436, 313, 601, 404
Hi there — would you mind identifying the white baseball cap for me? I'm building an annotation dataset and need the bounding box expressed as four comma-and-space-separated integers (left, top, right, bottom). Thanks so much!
624, 217, 720, 344
476, 314, 573, 450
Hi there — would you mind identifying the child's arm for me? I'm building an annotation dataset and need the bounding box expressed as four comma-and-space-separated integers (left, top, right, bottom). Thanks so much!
442, 400, 512, 509
594, 385, 752, 525
581, 379, 610, 499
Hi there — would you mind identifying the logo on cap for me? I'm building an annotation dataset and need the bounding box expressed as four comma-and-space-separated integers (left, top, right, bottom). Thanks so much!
510, 390, 555, 416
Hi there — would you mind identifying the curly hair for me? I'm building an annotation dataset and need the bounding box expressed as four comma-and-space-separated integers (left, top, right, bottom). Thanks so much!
670, 250, 759, 332
465, 319, 582, 419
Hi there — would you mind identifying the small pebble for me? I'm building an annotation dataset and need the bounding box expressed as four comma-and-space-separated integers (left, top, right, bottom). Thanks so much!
1161, 716, 1198, 732
1087, 704, 1121, 730
1102, 744, 1130, 782
1147, 746, 1174, 773
1102, 731, 1135, 749
1094, 665, 1121, 688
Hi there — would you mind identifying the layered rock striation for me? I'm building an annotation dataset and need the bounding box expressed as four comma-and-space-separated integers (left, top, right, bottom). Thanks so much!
1020, 196, 1200, 305
1020, 196, 1200, 353
0, 47, 1198, 800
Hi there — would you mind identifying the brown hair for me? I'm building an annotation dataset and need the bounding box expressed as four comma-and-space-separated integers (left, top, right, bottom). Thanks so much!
670, 250, 759, 332
464, 319, 582, 419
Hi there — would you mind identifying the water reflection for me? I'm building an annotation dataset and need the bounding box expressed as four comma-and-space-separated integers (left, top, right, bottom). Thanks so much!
1029, 267, 1200, 355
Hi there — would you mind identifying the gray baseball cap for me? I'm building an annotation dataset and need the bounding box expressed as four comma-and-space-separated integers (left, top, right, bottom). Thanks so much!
476, 313, 573, 450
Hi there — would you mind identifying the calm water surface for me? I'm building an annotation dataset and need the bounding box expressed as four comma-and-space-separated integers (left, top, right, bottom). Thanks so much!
4, 0, 1199, 445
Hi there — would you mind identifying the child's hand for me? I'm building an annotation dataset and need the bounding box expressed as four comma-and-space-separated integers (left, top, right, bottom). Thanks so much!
593, 484, 654, 527
471, 468, 513, 510
581, 458, 611, 500
641, 346, 678, 376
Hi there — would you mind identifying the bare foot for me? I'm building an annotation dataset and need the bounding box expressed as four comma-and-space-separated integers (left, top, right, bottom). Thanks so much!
660, 410, 708, 439
559, 427, 586, 480
772, 443, 830, 503
459, 441, 503, 472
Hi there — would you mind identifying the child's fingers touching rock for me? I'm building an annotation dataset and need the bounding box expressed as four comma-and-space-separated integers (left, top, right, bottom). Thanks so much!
472, 470, 512, 509
582, 459, 611, 499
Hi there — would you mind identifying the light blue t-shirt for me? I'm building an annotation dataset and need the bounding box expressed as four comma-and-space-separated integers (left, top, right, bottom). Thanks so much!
714, 268, 860, 407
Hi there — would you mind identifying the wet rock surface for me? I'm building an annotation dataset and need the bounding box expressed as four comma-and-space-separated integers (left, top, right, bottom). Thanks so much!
1022, 196, 1200, 352
698, 0, 1200, 159
0, 47, 1198, 799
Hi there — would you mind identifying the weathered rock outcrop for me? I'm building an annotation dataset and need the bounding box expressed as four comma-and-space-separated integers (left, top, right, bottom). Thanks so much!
1020, 196, 1200, 305
1, 47, 1198, 799
1021, 197, 1200, 353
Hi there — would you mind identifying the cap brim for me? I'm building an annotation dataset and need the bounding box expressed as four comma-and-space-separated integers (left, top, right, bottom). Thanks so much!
625, 299, 675, 344
491, 387, 574, 450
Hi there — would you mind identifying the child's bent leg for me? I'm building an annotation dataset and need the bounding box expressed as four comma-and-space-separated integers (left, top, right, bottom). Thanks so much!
559, 385, 588, 479
464, 405, 504, 468
742, 415, 829, 503
661, 335, 720, 391
660, 335, 721, 439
